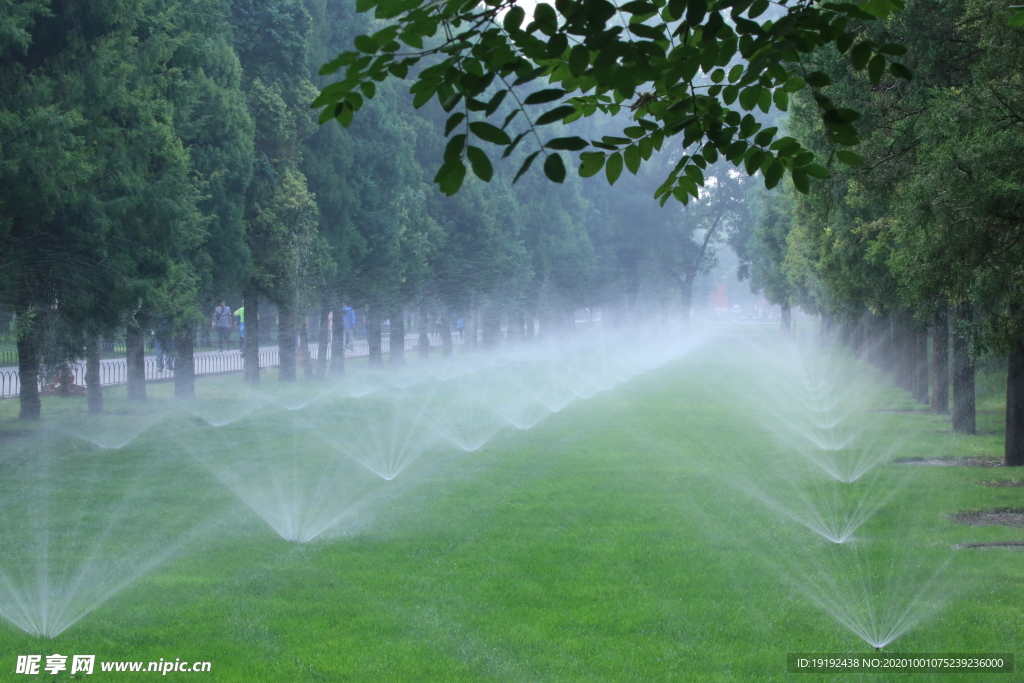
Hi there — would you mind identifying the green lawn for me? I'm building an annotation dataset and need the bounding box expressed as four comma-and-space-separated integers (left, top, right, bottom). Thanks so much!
0, 335, 1021, 681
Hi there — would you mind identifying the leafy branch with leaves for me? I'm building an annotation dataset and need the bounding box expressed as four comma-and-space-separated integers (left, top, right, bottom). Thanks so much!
313, 0, 911, 202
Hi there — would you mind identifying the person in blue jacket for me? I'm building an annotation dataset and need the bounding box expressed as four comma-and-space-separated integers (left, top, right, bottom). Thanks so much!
342, 304, 356, 350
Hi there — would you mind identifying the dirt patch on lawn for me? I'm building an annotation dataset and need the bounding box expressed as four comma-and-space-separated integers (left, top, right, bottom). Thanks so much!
894, 456, 1002, 467
950, 508, 1024, 528
953, 540, 1024, 549
980, 479, 1024, 488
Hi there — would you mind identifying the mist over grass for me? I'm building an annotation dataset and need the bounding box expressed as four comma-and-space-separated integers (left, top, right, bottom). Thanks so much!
0, 329, 1020, 679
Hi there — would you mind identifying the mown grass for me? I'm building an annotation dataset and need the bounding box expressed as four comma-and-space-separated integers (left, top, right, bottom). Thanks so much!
0, 336, 1021, 681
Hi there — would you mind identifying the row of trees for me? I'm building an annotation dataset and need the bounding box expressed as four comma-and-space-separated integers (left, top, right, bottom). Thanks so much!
2, 0, 748, 420
745, 0, 1023, 465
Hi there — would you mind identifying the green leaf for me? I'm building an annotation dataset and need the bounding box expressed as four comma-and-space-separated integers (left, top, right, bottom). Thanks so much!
764, 161, 784, 189
703, 142, 718, 164
444, 134, 466, 163
687, 0, 707, 25
754, 127, 778, 147
711, 68, 725, 83
624, 145, 642, 174
738, 86, 760, 111
569, 44, 590, 78
639, 136, 654, 160
482, 90, 506, 117
469, 121, 512, 145
545, 136, 588, 151
802, 163, 830, 179
629, 23, 666, 40
445, 112, 466, 136
744, 150, 765, 176
543, 154, 567, 183
533, 3, 557, 34
728, 64, 744, 83
579, 152, 606, 178
804, 71, 831, 88
536, 105, 576, 125
773, 88, 789, 111
837, 149, 862, 165
748, 0, 770, 17
850, 42, 872, 70
435, 160, 467, 196
524, 89, 567, 105
504, 6, 525, 30
466, 146, 493, 182
320, 52, 357, 76
783, 77, 806, 92
862, 0, 898, 19
354, 35, 379, 53
514, 151, 540, 184
605, 152, 624, 185
1011, 8, 1024, 27
620, 0, 659, 13
791, 168, 809, 194
440, 92, 462, 112
336, 102, 353, 127
546, 33, 569, 58
868, 54, 886, 83
503, 132, 527, 158
889, 62, 912, 81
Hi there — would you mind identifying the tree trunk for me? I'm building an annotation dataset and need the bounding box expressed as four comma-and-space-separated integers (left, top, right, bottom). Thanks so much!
418, 307, 430, 358
298, 315, 313, 380
390, 309, 405, 365
893, 312, 912, 391
482, 308, 501, 350
243, 290, 260, 384
1006, 348, 1024, 466
852, 318, 865, 357
510, 312, 525, 342
914, 324, 929, 404
952, 303, 976, 434
467, 307, 478, 350
441, 313, 453, 357
126, 322, 147, 401
680, 274, 695, 331
86, 333, 103, 414
932, 306, 949, 414
880, 315, 894, 372
174, 326, 196, 399
330, 299, 345, 376
278, 298, 297, 382
368, 306, 383, 368
316, 298, 330, 379
780, 303, 792, 334
15, 305, 41, 420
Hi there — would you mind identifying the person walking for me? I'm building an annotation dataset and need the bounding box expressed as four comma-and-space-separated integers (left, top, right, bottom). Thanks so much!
234, 301, 246, 352
212, 300, 232, 352
342, 303, 355, 351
